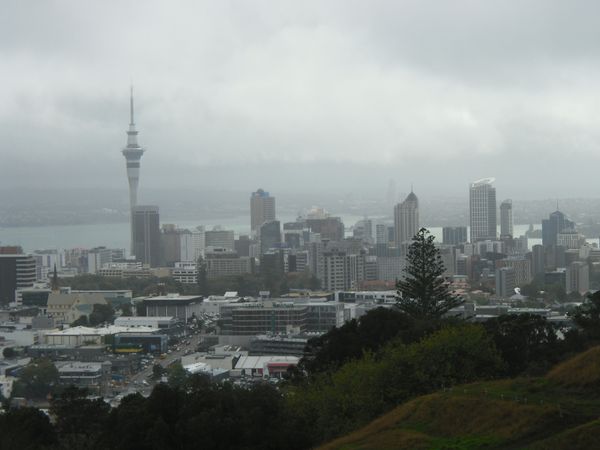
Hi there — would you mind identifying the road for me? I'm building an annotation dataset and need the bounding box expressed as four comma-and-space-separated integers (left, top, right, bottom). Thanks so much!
118, 332, 204, 397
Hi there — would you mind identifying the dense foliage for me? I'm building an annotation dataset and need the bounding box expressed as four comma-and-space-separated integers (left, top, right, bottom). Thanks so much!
2, 308, 595, 449
570, 290, 600, 340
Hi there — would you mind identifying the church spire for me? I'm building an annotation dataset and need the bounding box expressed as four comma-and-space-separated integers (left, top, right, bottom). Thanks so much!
51, 264, 59, 292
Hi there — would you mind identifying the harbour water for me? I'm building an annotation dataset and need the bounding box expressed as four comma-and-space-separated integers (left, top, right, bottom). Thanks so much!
0, 219, 573, 255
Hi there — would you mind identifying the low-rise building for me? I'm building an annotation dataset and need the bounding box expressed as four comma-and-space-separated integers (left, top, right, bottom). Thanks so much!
47, 292, 107, 324
42, 325, 156, 346
142, 294, 203, 321
57, 361, 111, 395
113, 316, 178, 330
233, 355, 299, 378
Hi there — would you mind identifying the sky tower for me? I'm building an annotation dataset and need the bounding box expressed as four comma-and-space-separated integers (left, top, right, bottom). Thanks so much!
122, 87, 145, 255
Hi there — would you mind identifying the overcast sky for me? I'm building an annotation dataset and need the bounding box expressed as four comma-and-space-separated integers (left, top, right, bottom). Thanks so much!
2, 0, 600, 200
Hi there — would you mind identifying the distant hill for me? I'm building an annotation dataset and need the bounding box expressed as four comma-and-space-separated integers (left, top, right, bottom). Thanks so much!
319, 346, 600, 450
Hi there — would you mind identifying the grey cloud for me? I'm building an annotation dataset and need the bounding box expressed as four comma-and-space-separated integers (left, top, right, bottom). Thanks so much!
0, 0, 600, 199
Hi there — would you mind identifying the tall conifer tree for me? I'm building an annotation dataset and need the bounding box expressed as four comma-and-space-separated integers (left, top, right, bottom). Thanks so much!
396, 228, 463, 318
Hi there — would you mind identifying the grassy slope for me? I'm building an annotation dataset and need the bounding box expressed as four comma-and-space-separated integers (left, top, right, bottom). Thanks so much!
319, 347, 600, 450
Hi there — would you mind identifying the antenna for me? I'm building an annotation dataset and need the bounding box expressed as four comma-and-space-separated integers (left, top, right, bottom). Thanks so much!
130, 85, 135, 125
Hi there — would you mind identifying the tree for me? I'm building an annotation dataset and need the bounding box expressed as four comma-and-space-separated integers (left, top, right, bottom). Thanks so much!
120, 304, 133, 317
483, 314, 559, 376
50, 386, 110, 448
167, 363, 188, 388
570, 290, 600, 340
2, 347, 15, 359
71, 315, 88, 327
396, 228, 463, 319
88, 303, 115, 326
0, 407, 57, 450
13, 359, 59, 399
152, 363, 165, 380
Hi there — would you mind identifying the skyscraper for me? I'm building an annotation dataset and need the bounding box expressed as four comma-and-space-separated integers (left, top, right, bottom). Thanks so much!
469, 178, 497, 243
250, 189, 276, 237
122, 87, 145, 256
133, 206, 160, 267
0, 253, 37, 304
499, 199, 513, 239
259, 220, 281, 254
442, 226, 468, 246
393, 190, 419, 247
542, 210, 575, 247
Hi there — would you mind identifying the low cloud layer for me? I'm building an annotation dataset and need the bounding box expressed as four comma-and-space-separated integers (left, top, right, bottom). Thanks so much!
1, 1, 600, 199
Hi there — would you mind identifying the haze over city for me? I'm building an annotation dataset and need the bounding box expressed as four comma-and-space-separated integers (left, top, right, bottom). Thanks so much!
2, 1, 600, 197
1, 2, 600, 450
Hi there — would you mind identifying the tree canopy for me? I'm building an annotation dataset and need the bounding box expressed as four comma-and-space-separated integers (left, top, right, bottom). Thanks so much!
570, 290, 600, 340
396, 228, 463, 319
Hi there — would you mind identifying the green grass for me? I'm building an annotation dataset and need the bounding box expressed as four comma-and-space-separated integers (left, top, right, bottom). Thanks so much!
319, 346, 600, 450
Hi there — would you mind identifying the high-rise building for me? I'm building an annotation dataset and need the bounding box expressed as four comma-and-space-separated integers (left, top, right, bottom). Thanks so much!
306, 216, 345, 241
250, 189, 276, 237
566, 261, 589, 295
531, 244, 545, 277
495, 267, 516, 298
132, 206, 161, 267
496, 257, 532, 287
393, 190, 419, 247
469, 178, 497, 242
122, 87, 145, 256
353, 219, 373, 244
160, 226, 195, 266
205, 228, 235, 251
191, 226, 205, 260
259, 220, 281, 255
542, 210, 575, 247
442, 227, 468, 246
375, 224, 388, 244
322, 249, 365, 290
87, 247, 113, 274
0, 254, 37, 304
499, 199, 513, 239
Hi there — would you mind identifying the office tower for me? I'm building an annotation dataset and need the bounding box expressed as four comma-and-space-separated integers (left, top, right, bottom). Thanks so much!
306, 216, 345, 241
566, 261, 589, 295
442, 226, 468, 246
0, 253, 37, 304
322, 249, 365, 290
235, 235, 251, 257
132, 206, 161, 267
202, 248, 254, 279
259, 220, 281, 255
469, 178, 497, 242
542, 210, 576, 247
499, 199, 513, 239
496, 257, 532, 287
122, 87, 145, 255
394, 190, 419, 247
353, 219, 373, 244
495, 267, 516, 298
250, 189, 276, 236
191, 226, 205, 260
531, 244, 545, 277
87, 247, 113, 274
160, 225, 195, 266
375, 224, 388, 244
557, 230, 584, 250
205, 228, 235, 251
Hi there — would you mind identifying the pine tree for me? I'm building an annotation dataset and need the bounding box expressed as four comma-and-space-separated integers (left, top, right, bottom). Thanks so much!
396, 228, 463, 319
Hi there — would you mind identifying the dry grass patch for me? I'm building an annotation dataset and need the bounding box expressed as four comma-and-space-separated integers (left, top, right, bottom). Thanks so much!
546, 345, 600, 387
529, 418, 600, 450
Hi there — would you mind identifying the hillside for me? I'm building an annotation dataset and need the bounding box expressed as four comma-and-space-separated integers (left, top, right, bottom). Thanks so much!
319, 346, 600, 450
